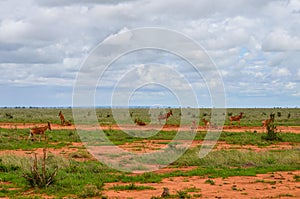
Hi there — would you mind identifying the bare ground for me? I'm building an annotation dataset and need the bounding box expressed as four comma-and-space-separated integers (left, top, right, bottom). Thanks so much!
1, 122, 300, 133
1, 122, 299, 198
103, 171, 300, 199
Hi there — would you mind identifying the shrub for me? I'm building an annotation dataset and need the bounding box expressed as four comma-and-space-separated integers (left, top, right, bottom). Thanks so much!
23, 148, 58, 188
262, 115, 281, 141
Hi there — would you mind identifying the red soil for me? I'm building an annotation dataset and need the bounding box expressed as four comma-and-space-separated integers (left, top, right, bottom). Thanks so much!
1, 122, 300, 133
103, 171, 300, 199
1, 122, 299, 198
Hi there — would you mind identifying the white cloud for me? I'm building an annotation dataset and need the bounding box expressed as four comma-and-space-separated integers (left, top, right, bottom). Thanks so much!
272, 67, 291, 77
285, 82, 296, 89
262, 29, 300, 51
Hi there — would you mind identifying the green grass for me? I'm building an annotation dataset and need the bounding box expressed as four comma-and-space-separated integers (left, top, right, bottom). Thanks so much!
217, 131, 300, 146
0, 107, 299, 198
293, 175, 300, 182
111, 183, 156, 191
255, 179, 276, 185
204, 179, 215, 185
0, 150, 299, 198
173, 147, 300, 167
0, 128, 80, 150
0, 126, 299, 152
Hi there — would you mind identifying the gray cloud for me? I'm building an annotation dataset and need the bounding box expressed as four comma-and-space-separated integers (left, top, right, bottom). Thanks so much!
0, 0, 299, 107
35, 0, 139, 7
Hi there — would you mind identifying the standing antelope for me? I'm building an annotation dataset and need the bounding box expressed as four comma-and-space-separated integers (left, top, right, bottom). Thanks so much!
158, 110, 173, 124
262, 113, 275, 128
229, 112, 243, 127
58, 111, 71, 126
202, 118, 210, 128
28, 122, 51, 141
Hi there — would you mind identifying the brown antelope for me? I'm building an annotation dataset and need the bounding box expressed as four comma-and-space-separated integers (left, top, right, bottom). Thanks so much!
28, 122, 51, 141
262, 113, 275, 128
202, 118, 210, 128
58, 111, 71, 126
134, 118, 146, 126
158, 110, 173, 124
229, 112, 243, 126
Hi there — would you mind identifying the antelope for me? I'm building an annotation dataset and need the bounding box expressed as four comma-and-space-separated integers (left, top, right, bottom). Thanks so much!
134, 118, 146, 126
202, 118, 210, 128
262, 113, 275, 128
58, 111, 71, 126
28, 122, 51, 141
229, 112, 243, 126
158, 110, 173, 124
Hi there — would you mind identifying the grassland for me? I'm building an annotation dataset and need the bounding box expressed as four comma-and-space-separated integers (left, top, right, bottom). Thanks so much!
0, 107, 299, 198
0, 107, 299, 126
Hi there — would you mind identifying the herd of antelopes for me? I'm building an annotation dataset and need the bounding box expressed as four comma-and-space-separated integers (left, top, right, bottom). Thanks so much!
28, 110, 276, 141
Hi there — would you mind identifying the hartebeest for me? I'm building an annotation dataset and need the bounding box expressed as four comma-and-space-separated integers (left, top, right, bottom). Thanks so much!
28, 122, 51, 141
158, 110, 173, 124
229, 112, 243, 126
58, 111, 71, 126
262, 113, 275, 128
202, 118, 210, 128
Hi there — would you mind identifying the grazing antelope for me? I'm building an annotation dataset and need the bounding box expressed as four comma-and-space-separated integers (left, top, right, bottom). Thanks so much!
229, 112, 243, 127
134, 118, 146, 126
28, 122, 51, 141
262, 113, 275, 128
202, 118, 210, 128
58, 111, 71, 126
158, 110, 173, 124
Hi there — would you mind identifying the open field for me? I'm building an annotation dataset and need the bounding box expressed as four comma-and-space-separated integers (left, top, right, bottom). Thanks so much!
0, 108, 299, 198
1, 107, 300, 126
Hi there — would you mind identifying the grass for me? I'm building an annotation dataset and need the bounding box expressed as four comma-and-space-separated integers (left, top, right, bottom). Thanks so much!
0, 107, 299, 198
216, 131, 300, 146
255, 179, 276, 185
173, 146, 300, 168
204, 179, 215, 185
1, 107, 300, 126
0, 128, 79, 150
111, 183, 156, 191
293, 175, 300, 182
0, 151, 299, 198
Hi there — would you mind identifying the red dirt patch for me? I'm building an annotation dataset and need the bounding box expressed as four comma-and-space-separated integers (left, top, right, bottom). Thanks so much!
1, 122, 300, 133
103, 171, 300, 199
118, 139, 299, 154
0, 142, 90, 160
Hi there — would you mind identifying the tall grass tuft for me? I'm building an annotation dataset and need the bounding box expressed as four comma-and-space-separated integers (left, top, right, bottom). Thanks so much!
22, 148, 58, 188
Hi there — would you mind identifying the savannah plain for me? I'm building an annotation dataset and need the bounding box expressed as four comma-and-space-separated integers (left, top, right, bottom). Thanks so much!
0, 107, 299, 198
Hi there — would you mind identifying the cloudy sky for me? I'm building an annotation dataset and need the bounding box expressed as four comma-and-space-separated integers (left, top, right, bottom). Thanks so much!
1, 0, 300, 108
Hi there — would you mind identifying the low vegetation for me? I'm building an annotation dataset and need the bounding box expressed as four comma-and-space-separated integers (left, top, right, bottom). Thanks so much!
0, 107, 299, 198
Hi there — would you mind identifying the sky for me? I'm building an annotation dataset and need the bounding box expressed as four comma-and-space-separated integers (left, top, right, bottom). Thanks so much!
0, 0, 300, 108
